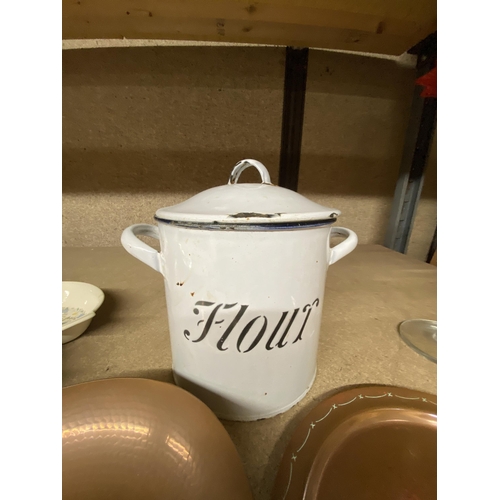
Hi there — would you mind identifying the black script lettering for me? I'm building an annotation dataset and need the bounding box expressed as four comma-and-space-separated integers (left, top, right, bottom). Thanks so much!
265, 311, 288, 351
184, 298, 321, 352
217, 304, 248, 351
237, 316, 268, 353
184, 301, 221, 342
277, 308, 299, 348
293, 298, 320, 344
265, 308, 299, 350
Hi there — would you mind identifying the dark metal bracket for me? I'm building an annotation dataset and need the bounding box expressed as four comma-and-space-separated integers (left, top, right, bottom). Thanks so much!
426, 227, 437, 264
277, 40, 437, 257
384, 33, 437, 253
278, 47, 309, 191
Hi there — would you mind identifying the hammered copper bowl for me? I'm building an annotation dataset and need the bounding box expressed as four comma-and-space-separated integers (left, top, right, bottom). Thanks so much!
62, 378, 253, 500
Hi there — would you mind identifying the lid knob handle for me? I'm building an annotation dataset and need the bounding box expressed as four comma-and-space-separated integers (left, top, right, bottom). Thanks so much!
228, 159, 272, 185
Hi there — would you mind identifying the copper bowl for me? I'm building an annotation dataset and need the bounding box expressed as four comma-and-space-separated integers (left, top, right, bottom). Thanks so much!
272, 385, 437, 500
62, 378, 253, 500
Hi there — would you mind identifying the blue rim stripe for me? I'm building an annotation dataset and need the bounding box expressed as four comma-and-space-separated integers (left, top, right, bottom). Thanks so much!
153, 216, 335, 231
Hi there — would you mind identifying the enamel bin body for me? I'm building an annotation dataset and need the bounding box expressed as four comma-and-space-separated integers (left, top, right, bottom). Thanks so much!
121, 160, 358, 421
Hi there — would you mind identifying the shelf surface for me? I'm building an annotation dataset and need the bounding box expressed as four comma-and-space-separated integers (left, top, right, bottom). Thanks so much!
62, 244, 436, 499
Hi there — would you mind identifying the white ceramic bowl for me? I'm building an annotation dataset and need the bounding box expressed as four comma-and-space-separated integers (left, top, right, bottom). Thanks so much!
62, 282, 104, 344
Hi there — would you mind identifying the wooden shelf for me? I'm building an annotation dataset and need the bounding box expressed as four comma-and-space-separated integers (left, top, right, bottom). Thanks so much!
62, 0, 436, 55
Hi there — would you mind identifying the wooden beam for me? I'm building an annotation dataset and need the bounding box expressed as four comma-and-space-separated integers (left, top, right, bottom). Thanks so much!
63, 0, 436, 56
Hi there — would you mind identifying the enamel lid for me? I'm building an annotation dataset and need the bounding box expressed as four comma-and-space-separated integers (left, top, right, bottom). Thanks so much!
154, 159, 340, 227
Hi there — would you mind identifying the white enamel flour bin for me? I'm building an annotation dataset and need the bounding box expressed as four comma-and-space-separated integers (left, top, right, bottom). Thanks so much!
121, 160, 357, 421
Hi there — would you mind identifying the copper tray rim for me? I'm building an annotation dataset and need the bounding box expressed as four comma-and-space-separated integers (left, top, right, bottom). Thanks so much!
272, 384, 437, 500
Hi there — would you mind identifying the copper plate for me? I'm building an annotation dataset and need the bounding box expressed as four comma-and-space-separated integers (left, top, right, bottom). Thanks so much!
62, 378, 253, 500
272, 385, 437, 500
